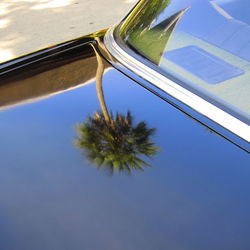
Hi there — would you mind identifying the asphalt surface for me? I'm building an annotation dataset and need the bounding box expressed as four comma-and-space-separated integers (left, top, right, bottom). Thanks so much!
0, 0, 136, 63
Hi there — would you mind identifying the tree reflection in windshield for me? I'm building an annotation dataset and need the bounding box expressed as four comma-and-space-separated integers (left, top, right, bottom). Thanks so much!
121, 0, 189, 64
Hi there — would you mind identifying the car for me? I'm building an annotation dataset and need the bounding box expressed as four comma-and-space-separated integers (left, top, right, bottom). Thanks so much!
0, 0, 249, 249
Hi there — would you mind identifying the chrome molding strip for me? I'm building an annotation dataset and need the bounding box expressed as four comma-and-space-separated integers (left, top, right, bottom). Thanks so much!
104, 27, 250, 143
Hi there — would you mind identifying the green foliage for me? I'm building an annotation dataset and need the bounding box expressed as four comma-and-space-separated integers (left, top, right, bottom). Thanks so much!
75, 111, 158, 175
120, 0, 171, 64
120, 0, 190, 65
121, 0, 171, 36
129, 28, 171, 64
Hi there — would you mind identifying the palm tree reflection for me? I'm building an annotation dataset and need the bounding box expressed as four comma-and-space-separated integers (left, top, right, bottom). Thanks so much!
75, 47, 158, 175
75, 111, 158, 175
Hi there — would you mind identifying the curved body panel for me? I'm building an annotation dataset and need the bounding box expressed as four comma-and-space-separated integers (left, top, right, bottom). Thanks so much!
0, 30, 249, 249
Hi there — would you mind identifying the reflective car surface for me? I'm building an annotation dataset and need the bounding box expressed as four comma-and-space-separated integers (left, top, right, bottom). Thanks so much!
107, 0, 250, 145
0, 0, 249, 249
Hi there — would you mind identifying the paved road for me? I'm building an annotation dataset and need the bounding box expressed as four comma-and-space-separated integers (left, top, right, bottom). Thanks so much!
0, 0, 136, 63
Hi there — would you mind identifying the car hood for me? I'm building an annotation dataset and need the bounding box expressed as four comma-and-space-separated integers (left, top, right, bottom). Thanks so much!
0, 35, 249, 250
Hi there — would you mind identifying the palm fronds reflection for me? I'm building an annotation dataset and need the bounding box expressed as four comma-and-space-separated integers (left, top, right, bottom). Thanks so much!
75, 111, 158, 175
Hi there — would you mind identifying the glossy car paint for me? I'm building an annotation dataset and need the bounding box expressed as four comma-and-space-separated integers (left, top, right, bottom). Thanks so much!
0, 30, 249, 249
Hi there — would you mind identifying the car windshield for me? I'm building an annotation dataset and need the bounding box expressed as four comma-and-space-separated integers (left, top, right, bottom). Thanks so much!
120, 0, 250, 124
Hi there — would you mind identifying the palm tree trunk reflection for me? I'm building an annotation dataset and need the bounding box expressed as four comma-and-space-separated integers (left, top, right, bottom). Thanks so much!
94, 47, 111, 123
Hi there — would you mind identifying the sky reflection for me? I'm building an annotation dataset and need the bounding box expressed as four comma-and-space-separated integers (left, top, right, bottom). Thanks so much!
0, 68, 249, 249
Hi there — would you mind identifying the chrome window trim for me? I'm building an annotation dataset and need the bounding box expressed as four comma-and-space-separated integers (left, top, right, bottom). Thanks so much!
104, 27, 250, 143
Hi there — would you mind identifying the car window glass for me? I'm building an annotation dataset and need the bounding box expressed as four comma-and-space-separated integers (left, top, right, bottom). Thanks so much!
120, 0, 250, 124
